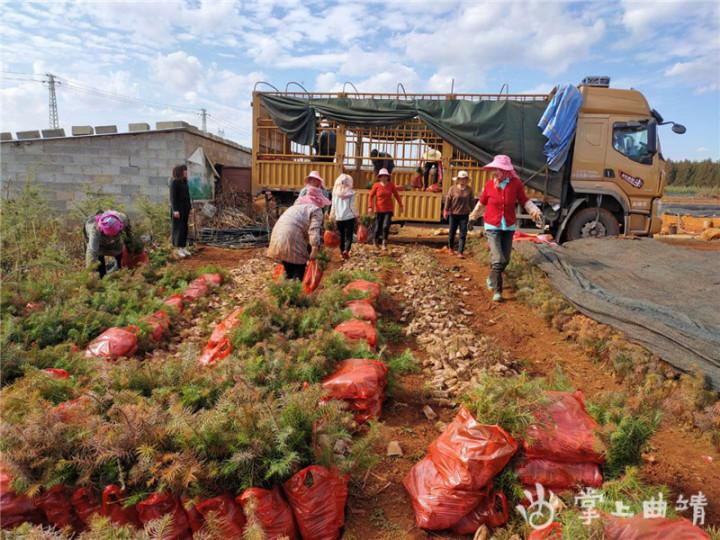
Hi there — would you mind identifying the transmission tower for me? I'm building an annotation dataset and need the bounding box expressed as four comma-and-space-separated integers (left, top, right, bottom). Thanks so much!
200, 108, 207, 132
45, 73, 60, 129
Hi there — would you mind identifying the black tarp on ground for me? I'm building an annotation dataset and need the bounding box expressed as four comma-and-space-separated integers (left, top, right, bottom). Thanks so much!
515, 237, 720, 389
259, 94, 564, 198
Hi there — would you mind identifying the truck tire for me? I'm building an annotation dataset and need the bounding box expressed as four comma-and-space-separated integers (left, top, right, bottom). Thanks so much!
566, 207, 620, 241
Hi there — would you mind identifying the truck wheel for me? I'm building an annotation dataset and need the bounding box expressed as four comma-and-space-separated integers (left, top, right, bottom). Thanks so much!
566, 207, 620, 241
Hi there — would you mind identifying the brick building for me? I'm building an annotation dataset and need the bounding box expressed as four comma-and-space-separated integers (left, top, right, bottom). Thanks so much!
0, 122, 251, 213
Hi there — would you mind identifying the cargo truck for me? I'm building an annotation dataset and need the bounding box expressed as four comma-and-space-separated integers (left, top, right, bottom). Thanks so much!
251, 77, 685, 241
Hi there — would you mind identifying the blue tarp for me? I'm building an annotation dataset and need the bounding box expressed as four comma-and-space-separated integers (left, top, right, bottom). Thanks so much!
538, 84, 583, 171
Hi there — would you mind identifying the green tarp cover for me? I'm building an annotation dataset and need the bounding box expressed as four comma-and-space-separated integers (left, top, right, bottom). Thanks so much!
259, 94, 564, 197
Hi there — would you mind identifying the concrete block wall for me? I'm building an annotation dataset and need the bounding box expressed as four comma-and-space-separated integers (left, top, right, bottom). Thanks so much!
1, 129, 249, 213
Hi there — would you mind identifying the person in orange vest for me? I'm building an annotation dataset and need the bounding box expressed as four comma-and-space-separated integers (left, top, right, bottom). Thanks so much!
367, 168, 403, 251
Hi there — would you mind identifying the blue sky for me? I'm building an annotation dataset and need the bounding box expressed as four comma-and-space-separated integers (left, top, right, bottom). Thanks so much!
1, 0, 718, 161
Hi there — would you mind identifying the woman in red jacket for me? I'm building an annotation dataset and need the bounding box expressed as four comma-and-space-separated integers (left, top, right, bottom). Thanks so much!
470, 155, 542, 302
368, 168, 403, 251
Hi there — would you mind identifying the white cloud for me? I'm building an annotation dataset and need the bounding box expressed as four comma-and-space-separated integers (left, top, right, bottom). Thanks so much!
151, 51, 203, 93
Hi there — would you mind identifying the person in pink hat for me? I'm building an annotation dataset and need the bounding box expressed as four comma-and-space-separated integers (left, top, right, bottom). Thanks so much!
84, 210, 132, 277
268, 186, 330, 280
368, 168, 403, 251
469, 155, 542, 302
298, 170, 327, 198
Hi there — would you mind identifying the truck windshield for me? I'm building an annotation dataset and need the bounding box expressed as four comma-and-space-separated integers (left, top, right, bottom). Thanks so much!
612, 123, 653, 165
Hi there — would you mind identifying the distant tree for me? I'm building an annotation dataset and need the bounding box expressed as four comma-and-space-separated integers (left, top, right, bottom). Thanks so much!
666, 159, 720, 187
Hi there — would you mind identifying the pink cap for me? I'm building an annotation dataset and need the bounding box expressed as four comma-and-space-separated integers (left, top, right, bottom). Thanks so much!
377, 168, 391, 178
481, 155, 519, 179
304, 170, 325, 188
95, 211, 124, 237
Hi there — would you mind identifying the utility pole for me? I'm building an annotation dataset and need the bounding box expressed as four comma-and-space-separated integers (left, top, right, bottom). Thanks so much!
45, 73, 60, 129
200, 108, 207, 133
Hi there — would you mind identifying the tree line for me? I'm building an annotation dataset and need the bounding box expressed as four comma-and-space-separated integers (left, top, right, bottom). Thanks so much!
666, 159, 720, 187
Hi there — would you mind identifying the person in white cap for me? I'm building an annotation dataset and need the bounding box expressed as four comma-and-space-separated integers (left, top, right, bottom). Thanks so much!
442, 170, 475, 258
367, 168, 403, 251
469, 155, 542, 302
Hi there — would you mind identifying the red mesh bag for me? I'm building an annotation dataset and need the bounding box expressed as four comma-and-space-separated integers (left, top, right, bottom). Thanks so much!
145, 310, 170, 342
201, 273, 223, 287
357, 225, 369, 244
302, 260, 323, 294
163, 294, 185, 313
345, 300, 377, 325
136, 492, 191, 539
334, 320, 378, 349
324, 230, 340, 248
603, 514, 710, 540
43, 368, 69, 379
183, 278, 210, 301
343, 280, 381, 303
428, 407, 518, 490
528, 522, 563, 539
322, 359, 388, 422
0, 466, 46, 529
451, 488, 509, 534
101, 485, 140, 528
34, 484, 80, 531
194, 494, 246, 536
403, 456, 481, 530
84, 326, 138, 359
198, 308, 244, 366
283, 465, 348, 540
51, 396, 95, 424
237, 486, 299, 540
71, 487, 101, 529
184, 500, 204, 533
524, 391, 606, 464
272, 263, 285, 282
516, 458, 602, 490
121, 246, 149, 269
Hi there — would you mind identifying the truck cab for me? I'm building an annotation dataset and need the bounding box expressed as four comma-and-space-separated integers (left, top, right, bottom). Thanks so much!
560, 84, 668, 240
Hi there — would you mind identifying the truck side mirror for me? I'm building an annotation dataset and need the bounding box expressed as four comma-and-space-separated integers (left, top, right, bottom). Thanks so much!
647, 120, 657, 155
672, 124, 686, 134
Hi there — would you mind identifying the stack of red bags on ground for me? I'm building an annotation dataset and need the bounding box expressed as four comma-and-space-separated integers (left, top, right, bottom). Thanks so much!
516, 391, 605, 494
334, 280, 382, 350
0, 464, 349, 540
83, 273, 222, 360
403, 407, 518, 532
322, 358, 388, 424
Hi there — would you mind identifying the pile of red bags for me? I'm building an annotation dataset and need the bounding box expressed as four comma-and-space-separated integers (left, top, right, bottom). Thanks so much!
198, 308, 244, 366
322, 358, 388, 423
603, 514, 710, 539
283, 465, 348, 540
345, 299, 377, 325
518, 391, 605, 491
404, 407, 518, 530
237, 486, 298, 540
84, 326, 139, 359
343, 280, 381, 303
333, 320, 378, 350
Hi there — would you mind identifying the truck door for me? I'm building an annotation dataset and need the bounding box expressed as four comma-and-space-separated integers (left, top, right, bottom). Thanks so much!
605, 116, 658, 233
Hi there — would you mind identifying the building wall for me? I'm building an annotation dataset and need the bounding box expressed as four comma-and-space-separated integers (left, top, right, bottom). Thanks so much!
0, 129, 250, 213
